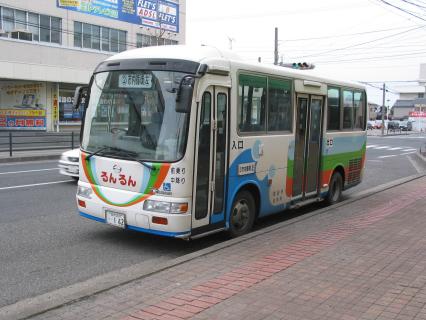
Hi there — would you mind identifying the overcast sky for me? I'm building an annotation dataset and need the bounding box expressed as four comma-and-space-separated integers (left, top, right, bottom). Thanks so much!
185, 0, 426, 106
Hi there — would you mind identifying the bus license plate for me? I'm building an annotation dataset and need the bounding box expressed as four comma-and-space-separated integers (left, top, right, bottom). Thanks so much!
105, 210, 126, 229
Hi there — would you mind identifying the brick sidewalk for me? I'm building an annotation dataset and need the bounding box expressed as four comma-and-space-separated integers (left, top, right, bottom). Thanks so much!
27, 176, 426, 320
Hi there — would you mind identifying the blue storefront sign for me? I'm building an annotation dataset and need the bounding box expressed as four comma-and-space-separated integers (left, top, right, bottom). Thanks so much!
57, 0, 179, 33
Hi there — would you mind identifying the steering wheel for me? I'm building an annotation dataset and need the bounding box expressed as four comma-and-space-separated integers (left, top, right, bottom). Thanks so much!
110, 127, 128, 134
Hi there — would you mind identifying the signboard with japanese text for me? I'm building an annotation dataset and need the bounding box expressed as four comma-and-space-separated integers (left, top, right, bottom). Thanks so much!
409, 111, 426, 118
0, 82, 47, 130
56, 0, 179, 33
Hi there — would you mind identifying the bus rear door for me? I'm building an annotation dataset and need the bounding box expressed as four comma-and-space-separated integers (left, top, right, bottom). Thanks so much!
292, 94, 324, 200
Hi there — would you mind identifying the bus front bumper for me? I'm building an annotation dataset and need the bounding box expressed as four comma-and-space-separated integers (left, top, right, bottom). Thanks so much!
76, 183, 192, 239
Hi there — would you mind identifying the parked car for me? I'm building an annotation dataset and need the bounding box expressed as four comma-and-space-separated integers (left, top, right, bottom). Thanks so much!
399, 120, 412, 131
387, 121, 400, 131
374, 120, 385, 129
59, 148, 80, 179
367, 121, 374, 130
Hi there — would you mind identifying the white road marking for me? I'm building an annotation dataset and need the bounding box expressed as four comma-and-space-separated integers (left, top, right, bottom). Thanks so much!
366, 145, 377, 148
377, 154, 398, 159
374, 146, 391, 149
0, 168, 59, 175
407, 154, 423, 174
376, 151, 417, 159
0, 180, 73, 191
402, 149, 417, 152
367, 160, 383, 162
388, 147, 403, 150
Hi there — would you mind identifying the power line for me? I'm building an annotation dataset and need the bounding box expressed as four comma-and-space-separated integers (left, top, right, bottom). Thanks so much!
294, 24, 426, 59
279, 26, 417, 42
399, 0, 426, 9
368, 0, 426, 24
315, 50, 426, 63
376, 0, 426, 21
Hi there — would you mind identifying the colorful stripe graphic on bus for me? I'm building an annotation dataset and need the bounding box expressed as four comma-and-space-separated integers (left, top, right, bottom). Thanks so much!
81, 153, 170, 207
285, 135, 366, 197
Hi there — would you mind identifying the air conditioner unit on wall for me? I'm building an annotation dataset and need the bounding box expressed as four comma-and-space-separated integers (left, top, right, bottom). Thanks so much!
11, 29, 32, 41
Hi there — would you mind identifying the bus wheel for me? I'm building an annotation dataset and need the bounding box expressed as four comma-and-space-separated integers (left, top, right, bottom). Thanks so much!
326, 171, 343, 205
228, 190, 255, 238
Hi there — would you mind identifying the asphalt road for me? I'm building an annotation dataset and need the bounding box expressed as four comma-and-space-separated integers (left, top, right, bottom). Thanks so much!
0, 133, 425, 308
349, 133, 426, 194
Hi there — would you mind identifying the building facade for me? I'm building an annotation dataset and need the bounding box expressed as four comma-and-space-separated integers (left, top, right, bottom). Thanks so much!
0, 0, 185, 132
368, 102, 379, 120
392, 63, 426, 131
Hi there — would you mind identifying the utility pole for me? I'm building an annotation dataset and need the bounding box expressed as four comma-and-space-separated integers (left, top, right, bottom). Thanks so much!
227, 36, 235, 50
274, 27, 278, 65
381, 82, 386, 136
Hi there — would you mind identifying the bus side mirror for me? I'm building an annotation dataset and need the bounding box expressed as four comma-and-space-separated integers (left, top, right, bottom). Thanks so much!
175, 76, 194, 113
73, 86, 88, 110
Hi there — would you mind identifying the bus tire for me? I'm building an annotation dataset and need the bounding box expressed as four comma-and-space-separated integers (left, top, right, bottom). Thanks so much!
228, 190, 256, 238
326, 171, 343, 205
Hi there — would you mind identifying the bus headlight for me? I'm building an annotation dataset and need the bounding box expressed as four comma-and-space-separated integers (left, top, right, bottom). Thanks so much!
77, 185, 93, 199
143, 200, 188, 214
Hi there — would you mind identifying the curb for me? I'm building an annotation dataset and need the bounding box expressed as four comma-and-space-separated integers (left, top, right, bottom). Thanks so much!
1, 172, 425, 320
0, 154, 61, 164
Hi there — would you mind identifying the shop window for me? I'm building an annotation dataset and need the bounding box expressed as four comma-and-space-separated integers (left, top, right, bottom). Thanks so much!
327, 87, 340, 130
73, 21, 126, 53
74, 21, 82, 48
118, 30, 126, 52
137, 33, 176, 48
1, 7, 14, 32
267, 78, 292, 132
136, 33, 150, 48
15, 10, 26, 30
110, 29, 119, 52
28, 13, 39, 41
101, 27, 110, 51
238, 74, 267, 133
51, 17, 61, 44
40, 15, 50, 43
82, 23, 91, 49
0, 7, 61, 44
92, 25, 100, 50
59, 90, 84, 122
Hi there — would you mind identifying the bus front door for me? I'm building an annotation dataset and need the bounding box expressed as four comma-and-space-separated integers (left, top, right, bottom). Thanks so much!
192, 86, 229, 233
292, 94, 324, 200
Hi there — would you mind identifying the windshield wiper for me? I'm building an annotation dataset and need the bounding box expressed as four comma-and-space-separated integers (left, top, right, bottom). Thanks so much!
85, 146, 156, 171
134, 158, 156, 171
85, 146, 131, 161
85, 146, 109, 160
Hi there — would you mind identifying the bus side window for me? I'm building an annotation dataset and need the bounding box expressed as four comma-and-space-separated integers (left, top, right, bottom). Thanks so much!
268, 78, 292, 132
238, 74, 267, 133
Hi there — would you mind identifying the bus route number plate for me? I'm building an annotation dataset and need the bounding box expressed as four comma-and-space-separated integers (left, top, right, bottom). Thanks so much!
105, 210, 126, 229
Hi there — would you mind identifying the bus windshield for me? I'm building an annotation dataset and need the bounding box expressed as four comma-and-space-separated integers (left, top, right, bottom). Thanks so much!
81, 70, 191, 162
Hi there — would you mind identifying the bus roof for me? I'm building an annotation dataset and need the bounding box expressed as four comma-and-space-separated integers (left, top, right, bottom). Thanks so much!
105, 45, 365, 90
